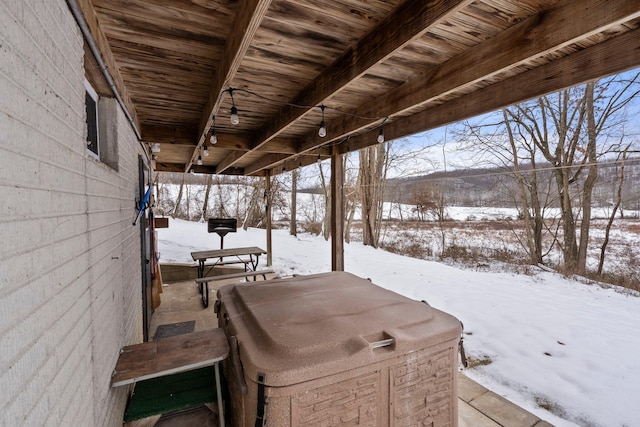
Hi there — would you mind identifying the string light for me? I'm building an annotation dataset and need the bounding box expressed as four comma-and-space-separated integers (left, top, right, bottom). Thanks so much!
228, 89, 239, 125
197, 153, 203, 165
377, 128, 385, 143
209, 116, 218, 144
203, 144, 209, 156
318, 105, 327, 138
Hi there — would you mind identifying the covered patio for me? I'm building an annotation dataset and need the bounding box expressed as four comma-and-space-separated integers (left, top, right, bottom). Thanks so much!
73, 0, 640, 269
68, 0, 640, 426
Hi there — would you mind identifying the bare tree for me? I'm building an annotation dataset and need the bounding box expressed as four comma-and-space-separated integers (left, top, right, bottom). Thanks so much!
172, 174, 185, 218
359, 143, 389, 248
598, 145, 630, 274
290, 169, 298, 236
201, 173, 212, 220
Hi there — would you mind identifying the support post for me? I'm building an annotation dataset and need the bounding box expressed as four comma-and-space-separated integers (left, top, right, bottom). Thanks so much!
265, 170, 273, 267
331, 144, 344, 271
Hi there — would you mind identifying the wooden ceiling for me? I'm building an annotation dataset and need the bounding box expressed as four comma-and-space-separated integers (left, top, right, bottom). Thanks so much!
77, 0, 640, 176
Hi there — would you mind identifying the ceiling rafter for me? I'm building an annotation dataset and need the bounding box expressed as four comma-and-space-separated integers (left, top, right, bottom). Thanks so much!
216, 0, 473, 174
273, 0, 640, 171
339, 26, 640, 155
184, 0, 273, 173
142, 124, 299, 154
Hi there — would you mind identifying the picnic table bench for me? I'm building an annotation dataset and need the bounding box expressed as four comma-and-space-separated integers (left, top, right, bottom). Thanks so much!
111, 329, 229, 426
191, 246, 268, 307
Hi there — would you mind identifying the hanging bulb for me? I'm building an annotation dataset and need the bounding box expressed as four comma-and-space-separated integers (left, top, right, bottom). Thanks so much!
203, 144, 209, 156
318, 104, 326, 138
190, 167, 194, 174
318, 120, 327, 138
230, 106, 239, 125
317, 154, 321, 163
197, 154, 203, 165
209, 128, 217, 144
377, 128, 385, 143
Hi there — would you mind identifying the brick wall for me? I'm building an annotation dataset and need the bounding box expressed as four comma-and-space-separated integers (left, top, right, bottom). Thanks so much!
0, 1, 144, 425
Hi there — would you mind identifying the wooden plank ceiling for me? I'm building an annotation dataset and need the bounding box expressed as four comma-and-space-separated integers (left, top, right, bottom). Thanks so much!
79, 0, 640, 176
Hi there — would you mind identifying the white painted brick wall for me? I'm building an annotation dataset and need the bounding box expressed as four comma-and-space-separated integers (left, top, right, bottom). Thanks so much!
1, 0, 145, 425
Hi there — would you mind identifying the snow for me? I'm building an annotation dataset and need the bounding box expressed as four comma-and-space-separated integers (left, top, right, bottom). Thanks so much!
158, 219, 640, 427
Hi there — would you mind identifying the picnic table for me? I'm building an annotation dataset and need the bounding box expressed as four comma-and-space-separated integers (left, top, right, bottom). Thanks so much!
111, 329, 229, 426
191, 246, 267, 278
191, 246, 270, 307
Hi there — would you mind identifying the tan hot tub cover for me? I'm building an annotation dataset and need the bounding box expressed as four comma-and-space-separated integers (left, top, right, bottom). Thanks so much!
216, 271, 462, 427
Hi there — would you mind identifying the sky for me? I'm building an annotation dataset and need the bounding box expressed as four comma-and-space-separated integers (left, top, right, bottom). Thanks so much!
393, 69, 640, 177
157, 219, 640, 427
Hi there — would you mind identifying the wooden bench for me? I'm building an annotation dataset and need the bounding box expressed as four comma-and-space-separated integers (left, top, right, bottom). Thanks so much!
195, 269, 275, 307
111, 329, 229, 427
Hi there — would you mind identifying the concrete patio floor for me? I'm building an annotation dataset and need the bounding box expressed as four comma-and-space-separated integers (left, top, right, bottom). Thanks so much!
147, 275, 555, 427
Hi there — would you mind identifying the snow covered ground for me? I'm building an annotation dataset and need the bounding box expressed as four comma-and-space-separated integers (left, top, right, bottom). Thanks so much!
157, 219, 640, 427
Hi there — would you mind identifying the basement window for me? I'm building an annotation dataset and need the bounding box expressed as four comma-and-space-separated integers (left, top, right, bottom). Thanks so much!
85, 80, 100, 159
84, 79, 119, 170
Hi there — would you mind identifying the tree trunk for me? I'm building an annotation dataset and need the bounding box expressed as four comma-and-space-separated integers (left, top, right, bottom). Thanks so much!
201, 174, 212, 221
598, 147, 628, 274
290, 170, 297, 236
359, 144, 388, 248
318, 162, 330, 240
172, 175, 185, 218
577, 82, 598, 274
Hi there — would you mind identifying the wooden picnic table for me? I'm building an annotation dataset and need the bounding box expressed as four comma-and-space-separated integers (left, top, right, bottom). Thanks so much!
111, 329, 229, 426
191, 246, 266, 278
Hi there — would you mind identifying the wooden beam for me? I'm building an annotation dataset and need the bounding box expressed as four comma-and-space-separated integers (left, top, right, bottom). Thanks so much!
243, 153, 290, 176
74, 0, 140, 130
244, 146, 333, 176
186, 0, 272, 172
215, 0, 471, 173
141, 124, 300, 154
330, 144, 344, 271
155, 163, 217, 174
341, 26, 640, 154
309, 0, 640, 154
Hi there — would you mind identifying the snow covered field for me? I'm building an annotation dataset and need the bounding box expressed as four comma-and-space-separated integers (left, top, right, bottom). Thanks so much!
158, 219, 640, 427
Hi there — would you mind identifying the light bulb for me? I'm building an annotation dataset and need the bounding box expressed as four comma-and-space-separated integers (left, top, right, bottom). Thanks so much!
209, 129, 217, 144
230, 106, 239, 125
318, 121, 327, 138
203, 145, 209, 156
197, 155, 202, 165
377, 129, 384, 143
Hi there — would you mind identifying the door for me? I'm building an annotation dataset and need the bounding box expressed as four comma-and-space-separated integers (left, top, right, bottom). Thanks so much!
138, 156, 153, 341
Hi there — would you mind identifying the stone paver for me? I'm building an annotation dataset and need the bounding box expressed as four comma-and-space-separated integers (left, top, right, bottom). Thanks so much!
469, 390, 541, 427
458, 372, 489, 401
459, 399, 502, 427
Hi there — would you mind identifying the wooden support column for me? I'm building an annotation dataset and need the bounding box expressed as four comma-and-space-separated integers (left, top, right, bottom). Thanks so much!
330, 144, 344, 271
265, 170, 273, 267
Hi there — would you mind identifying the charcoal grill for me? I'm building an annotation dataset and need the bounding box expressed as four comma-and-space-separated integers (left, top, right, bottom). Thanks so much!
207, 218, 237, 249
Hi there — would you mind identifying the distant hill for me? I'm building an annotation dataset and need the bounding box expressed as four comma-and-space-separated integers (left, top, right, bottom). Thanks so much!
302, 158, 640, 210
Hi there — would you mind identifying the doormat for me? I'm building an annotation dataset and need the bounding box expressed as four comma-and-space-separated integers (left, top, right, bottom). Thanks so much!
154, 320, 196, 339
